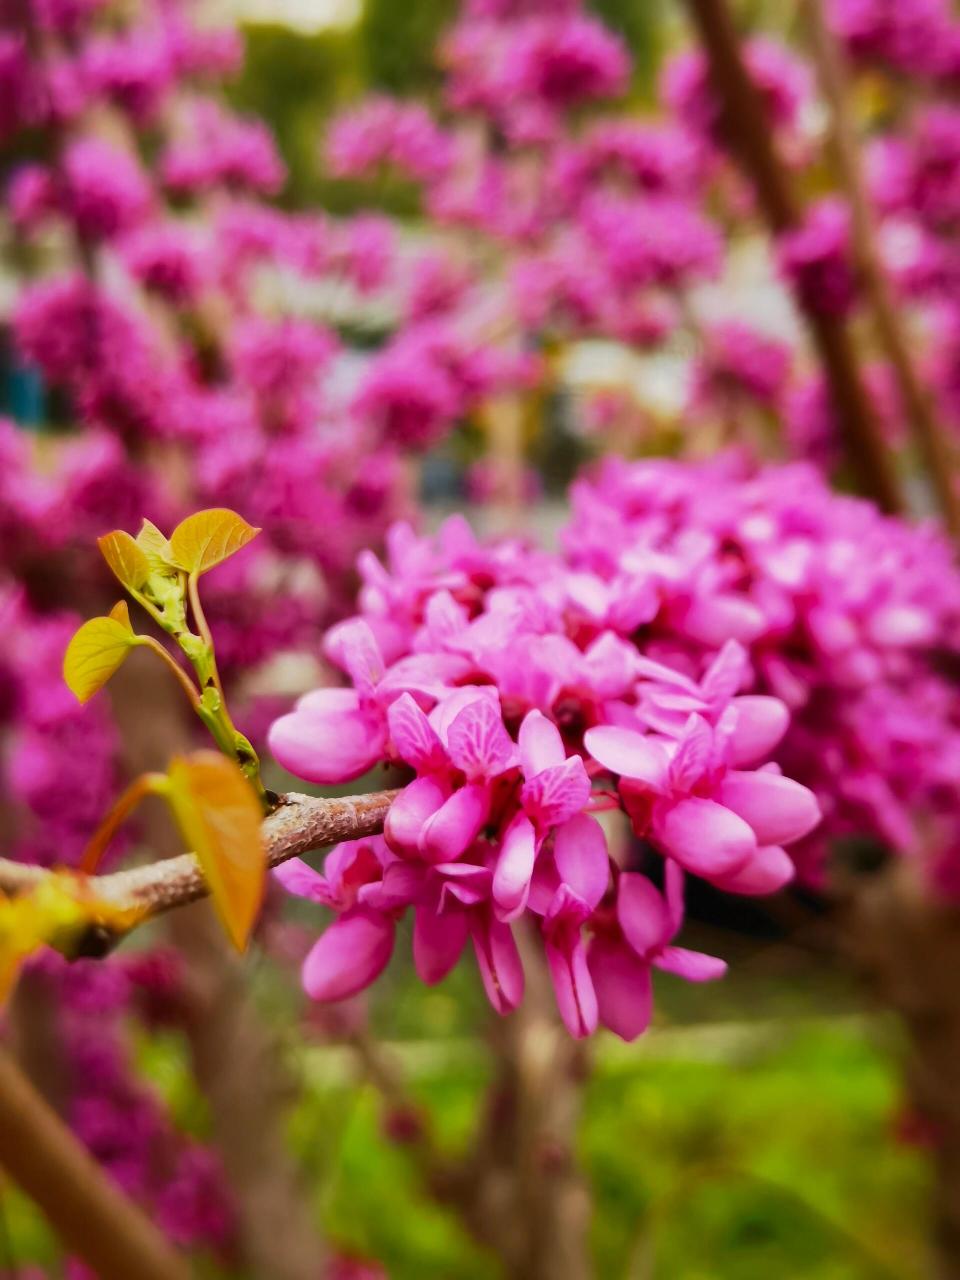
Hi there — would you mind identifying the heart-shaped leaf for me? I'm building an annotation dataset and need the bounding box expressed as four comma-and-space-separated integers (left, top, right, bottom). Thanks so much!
166, 752, 266, 950
98, 530, 150, 592
169, 509, 260, 576
63, 616, 139, 704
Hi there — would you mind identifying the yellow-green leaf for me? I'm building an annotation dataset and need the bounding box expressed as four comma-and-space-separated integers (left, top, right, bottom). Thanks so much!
169, 509, 260, 576
166, 752, 265, 950
63, 616, 138, 704
136, 519, 176, 574
98, 530, 150, 591
108, 600, 133, 629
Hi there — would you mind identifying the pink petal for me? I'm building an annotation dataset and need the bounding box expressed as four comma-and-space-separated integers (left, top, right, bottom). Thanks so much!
518, 709, 566, 776
718, 770, 821, 847
668, 714, 713, 791
413, 905, 468, 985
588, 935, 653, 1042
359, 860, 424, 911
301, 908, 395, 1002
470, 914, 524, 1014
547, 936, 598, 1039
521, 756, 592, 829
273, 858, 336, 906
445, 697, 517, 779
268, 690, 386, 784
728, 696, 789, 766
584, 725, 669, 791
553, 813, 609, 911
654, 797, 756, 877
492, 812, 538, 921
682, 594, 766, 647
419, 782, 491, 863
711, 844, 795, 895
616, 871, 671, 957
384, 776, 449, 857
655, 945, 727, 982
322, 618, 385, 696
701, 640, 749, 703
387, 693, 447, 771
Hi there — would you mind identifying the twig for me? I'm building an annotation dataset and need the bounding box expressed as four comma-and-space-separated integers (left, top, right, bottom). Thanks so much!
0, 1046, 190, 1280
802, 0, 960, 537
682, 0, 905, 515
0, 789, 398, 940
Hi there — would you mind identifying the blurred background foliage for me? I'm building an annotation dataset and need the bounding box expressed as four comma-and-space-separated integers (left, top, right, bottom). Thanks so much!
227, 0, 670, 210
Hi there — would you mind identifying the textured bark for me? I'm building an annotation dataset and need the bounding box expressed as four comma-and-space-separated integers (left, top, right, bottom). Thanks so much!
839, 859, 960, 1280
683, 0, 904, 516
109, 661, 327, 1280
461, 929, 593, 1280
0, 1046, 190, 1280
803, 0, 960, 537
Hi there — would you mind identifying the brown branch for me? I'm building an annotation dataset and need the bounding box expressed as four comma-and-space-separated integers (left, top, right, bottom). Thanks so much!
802, 0, 960, 537
0, 1045, 190, 1280
683, 0, 905, 516
0, 788, 398, 937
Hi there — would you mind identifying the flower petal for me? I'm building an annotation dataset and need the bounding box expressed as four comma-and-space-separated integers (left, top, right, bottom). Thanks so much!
655, 945, 727, 982
301, 908, 394, 1002
446, 697, 517, 779
492, 812, 538, 921
419, 782, 491, 863
387, 693, 447, 772
273, 858, 336, 906
584, 725, 669, 791
616, 871, 671, 957
711, 844, 795, 896
518, 708, 566, 776
588, 935, 653, 1042
413, 904, 468, 985
268, 690, 385, 784
654, 797, 756, 877
728, 696, 789, 766
547, 935, 598, 1039
553, 813, 609, 911
384, 776, 449, 857
470, 914, 524, 1014
718, 770, 821, 846
521, 756, 591, 829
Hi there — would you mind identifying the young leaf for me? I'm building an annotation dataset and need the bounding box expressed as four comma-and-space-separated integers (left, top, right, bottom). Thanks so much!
169, 509, 260, 576
136, 519, 177, 573
98, 530, 150, 591
166, 752, 266, 950
109, 600, 133, 629
63, 616, 138, 703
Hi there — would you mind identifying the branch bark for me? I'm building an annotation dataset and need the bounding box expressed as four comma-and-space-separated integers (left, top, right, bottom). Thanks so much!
0, 1045, 190, 1280
682, 0, 905, 516
802, 0, 960, 537
0, 789, 398, 938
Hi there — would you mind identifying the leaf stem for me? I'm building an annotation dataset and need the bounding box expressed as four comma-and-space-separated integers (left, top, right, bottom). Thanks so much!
79, 773, 169, 875
136, 636, 201, 710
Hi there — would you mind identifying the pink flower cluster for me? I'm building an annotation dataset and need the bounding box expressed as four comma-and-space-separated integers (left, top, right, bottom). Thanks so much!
269, 513, 820, 1040
563, 455, 960, 887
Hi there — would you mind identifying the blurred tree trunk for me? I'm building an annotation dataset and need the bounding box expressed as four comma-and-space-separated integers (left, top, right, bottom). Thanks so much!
839, 857, 960, 1280
463, 928, 593, 1280
110, 657, 326, 1280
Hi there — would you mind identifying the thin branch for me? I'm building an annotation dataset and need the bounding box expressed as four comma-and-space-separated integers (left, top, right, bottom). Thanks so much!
0, 1046, 190, 1280
0, 788, 398, 942
802, 0, 960, 537
682, 0, 905, 516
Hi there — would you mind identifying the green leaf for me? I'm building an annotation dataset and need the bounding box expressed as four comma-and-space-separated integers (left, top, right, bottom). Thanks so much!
63, 616, 138, 704
98, 530, 150, 592
166, 752, 266, 950
136, 519, 176, 573
169, 509, 261, 576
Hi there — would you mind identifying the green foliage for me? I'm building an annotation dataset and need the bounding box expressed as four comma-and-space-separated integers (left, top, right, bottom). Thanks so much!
357, 0, 458, 96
